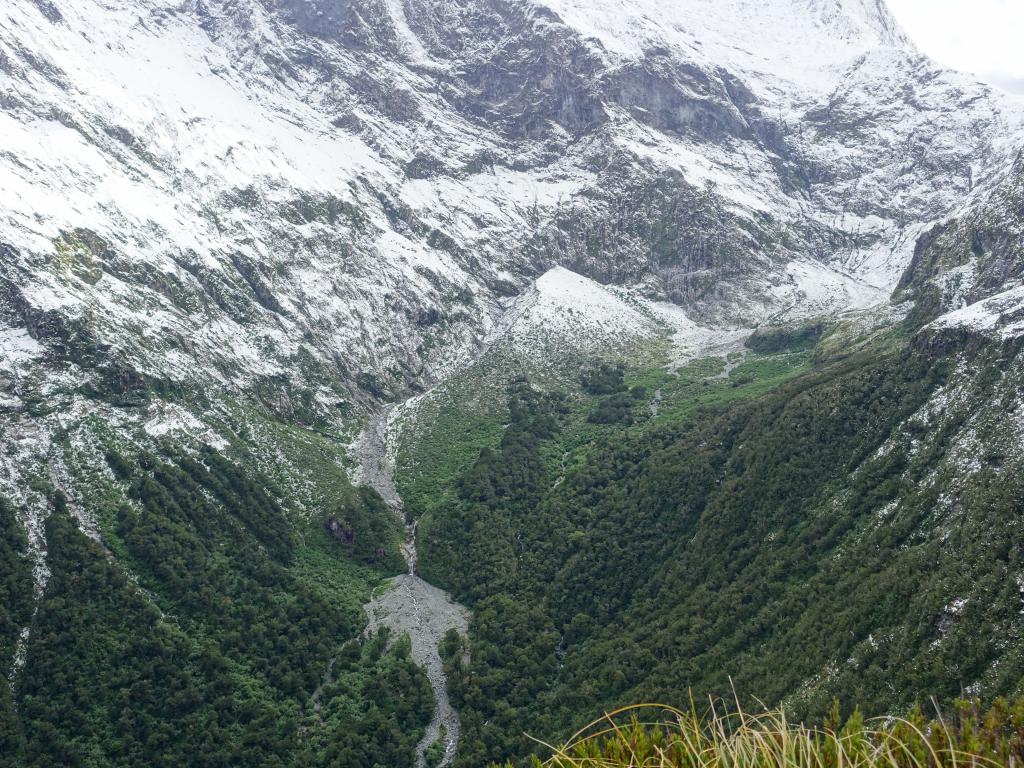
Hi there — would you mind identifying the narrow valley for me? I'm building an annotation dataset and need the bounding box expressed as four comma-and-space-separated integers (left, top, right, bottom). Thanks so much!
353, 411, 471, 768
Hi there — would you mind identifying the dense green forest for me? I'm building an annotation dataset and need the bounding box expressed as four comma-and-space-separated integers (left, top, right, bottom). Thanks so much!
1, 497, 33, 766
1, 449, 430, 767
4, 325, 1024, 767
419, 333, 1024, 767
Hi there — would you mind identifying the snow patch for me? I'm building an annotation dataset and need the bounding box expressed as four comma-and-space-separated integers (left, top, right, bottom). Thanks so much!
771, 260, 890, 320
382, 0, 435, 67
503, 267, 662, 357
144, 403, 228, 449
0, 327, 45, 368
651, 302, 752, 369
929, 284, 1024, 339
533, 0, 913, 97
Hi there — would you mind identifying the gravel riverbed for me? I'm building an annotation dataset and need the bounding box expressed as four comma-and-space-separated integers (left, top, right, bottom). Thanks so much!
352, 411, 471, 768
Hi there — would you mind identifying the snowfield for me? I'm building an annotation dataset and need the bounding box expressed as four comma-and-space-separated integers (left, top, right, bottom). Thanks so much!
930, 285, 1024, 340
533, 0, 914, 97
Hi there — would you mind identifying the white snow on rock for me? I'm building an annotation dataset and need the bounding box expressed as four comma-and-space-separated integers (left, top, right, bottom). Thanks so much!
929, 284, 1024, 340
500, 267, 662, 357
531, 267, 656, 332
772, 259, 890, 320
382, 0, 436, 67
0, 327, 45, 368
652, 302, 753, 370
0, 0, 1020, 410
0, 0, 1022, 598
533, 0, 913, 97
144, 403, 229, 449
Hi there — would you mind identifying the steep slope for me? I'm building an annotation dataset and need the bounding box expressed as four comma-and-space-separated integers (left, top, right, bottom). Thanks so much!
1, 0, 1020, 417
530, 0, 914, 96
416, 317, 1024, 767
896, 148, 1024, 326
1, 0, 1017, 493
2, 0, 1024, 765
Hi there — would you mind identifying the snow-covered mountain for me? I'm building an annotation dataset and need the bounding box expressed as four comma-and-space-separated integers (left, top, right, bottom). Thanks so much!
6, 4, 1024, 765
897, 149, 1024, 328
1, 0, 1023, 590
529, 0, 915, 96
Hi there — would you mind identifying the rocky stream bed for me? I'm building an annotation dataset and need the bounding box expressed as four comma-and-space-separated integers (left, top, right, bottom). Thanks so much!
352, 411, 471, 768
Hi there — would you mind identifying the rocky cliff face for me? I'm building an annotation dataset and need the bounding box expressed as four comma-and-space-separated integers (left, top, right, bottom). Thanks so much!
0, 0, 1023, 609
896, 149, 1024, 325
1, 0, 1020, 396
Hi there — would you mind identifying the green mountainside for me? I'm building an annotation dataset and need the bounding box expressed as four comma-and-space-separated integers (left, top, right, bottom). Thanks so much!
409, 325, 1024, 766
4, 299, 1024, 766
0, 445, 429, 767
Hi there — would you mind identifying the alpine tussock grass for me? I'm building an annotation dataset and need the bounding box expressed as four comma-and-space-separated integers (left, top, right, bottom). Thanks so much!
515, 698, 1024, 768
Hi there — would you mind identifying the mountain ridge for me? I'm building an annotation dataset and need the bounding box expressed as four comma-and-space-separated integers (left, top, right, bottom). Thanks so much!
527, 0, 916, 96
1, 0, 1022, 601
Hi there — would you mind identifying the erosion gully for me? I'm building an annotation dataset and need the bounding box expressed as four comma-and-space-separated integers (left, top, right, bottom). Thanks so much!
352, 410, 470, 768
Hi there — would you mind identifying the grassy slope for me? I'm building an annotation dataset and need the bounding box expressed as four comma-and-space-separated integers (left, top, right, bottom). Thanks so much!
396, 334, 813, 534
518, 701, 1024, 768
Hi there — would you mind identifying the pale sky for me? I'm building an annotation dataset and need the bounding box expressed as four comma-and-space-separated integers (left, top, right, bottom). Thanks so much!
885, 0, 1024, 93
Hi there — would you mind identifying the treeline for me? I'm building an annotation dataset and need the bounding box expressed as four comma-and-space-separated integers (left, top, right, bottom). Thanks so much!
420, 340, 1024, 766
2, 447, 428, 767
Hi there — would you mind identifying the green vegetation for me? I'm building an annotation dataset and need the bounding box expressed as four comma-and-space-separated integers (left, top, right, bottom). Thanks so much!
514, 700, 1024, 768
639, 351, 813, 424
426, 724, 448, 768
310, 629, 433, 767
413, 332, 1024, 767
580, 363, 630, 396
397, 333, 812, 530
396, 353, 510, 524
8, 296, 1024, 768
324, 486, 406, 572
582, 363, 647, 426
746, 321, 826, 354
6, 446, 429, 767
290, 519, 390, 624
0, 497, 33, 766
